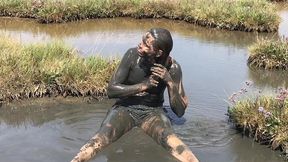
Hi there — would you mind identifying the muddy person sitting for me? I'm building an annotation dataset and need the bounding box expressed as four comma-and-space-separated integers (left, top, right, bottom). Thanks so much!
71, 28, 199, 162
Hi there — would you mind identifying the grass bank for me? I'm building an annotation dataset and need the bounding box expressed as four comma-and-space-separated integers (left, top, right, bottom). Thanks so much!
0, 36, 119, 104
228, 86, 288, 160
0, 0, 280, 32
248, 38, 288, 70
228, 82, 288, 160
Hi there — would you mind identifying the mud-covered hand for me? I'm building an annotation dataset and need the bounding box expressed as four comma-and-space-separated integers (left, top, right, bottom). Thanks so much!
142, 75, 159, 90
151, 63, 172, 84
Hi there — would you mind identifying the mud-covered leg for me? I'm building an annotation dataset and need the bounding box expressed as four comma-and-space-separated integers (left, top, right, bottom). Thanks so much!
71, 133, 108, 162
71, 107, 135, 162
140, 112, 199, 162
165, 134, 199, 162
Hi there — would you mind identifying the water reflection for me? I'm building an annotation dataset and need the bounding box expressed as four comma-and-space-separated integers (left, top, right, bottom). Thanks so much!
279, 10, 288, 38
0, 17, 272, 56
0, 98, 111, 127
229, 136, 284, 162
248, 68, 288, 88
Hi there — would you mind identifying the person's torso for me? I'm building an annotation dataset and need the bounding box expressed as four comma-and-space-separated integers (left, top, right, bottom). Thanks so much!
116, 48, 171, 107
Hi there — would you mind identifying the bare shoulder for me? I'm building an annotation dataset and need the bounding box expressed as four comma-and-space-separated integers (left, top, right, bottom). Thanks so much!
119, 47, 139, 66
125, 48, 139, 58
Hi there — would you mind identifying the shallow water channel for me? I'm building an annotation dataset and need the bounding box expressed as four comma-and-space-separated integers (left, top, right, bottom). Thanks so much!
0, 10, 288, 162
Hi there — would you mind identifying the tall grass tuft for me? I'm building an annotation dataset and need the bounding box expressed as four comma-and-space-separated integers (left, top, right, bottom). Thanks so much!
248, 37, 288, 70
0, 0, 280, 32
228, 85, 288, 159
0, 36, 119, 103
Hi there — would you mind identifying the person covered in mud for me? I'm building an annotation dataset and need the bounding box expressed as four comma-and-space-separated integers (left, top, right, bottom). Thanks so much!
71, 28, 199, 162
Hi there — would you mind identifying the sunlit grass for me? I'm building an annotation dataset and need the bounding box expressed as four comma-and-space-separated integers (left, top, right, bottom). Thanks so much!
228, 85, 288, 159
0, 35, 119, 103
248, 38, 288, 69
0, 0, 280, 32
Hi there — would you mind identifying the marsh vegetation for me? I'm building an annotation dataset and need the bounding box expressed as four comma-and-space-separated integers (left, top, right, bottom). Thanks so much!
228, 83, 288, 159
0, 36, 118, 103
0, 0, 280, 32
248, 38, 288, 69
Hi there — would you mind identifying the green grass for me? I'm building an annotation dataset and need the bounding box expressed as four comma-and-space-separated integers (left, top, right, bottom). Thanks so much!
228, 88, 288, 159
0, 35, 119, 103
248, 38, 288, 69
0, 0, 280, 32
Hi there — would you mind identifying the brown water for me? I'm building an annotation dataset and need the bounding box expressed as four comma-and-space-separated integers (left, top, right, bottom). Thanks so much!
0, 10, 288, 162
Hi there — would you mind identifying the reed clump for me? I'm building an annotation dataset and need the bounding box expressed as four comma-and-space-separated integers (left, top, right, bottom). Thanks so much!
0, 36, 119, 103
0, 0, 280, 32
228, 85, 288, 159
248, 38, 288, 70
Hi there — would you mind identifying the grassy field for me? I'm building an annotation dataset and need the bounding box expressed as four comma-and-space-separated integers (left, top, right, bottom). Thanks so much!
248, 38, 288, 70
0, 0, 280, 32
228, 86, 288, 159
0, 36, 119, 104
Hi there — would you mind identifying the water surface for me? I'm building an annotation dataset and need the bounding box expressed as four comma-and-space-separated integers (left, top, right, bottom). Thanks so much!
1, 11, 288, 162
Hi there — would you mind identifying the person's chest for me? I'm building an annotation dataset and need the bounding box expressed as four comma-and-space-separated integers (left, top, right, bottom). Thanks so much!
125, 60, 148, 84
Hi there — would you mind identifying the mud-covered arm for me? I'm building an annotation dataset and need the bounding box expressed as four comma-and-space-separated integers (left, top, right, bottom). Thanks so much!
107, 50, 155, 98
151, 63, 188, 117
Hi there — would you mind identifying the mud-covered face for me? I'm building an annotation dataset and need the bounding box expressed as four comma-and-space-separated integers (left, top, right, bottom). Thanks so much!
137, 32, 158, 58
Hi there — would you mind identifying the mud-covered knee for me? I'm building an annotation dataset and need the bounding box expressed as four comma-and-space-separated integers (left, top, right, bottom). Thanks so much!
175, 144, 186, 155
165, 134, 193, 156
159, 130, 173, 150
84, 134, 109, 150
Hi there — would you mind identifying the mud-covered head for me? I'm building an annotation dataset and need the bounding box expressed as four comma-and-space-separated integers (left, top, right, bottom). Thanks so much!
149, 28, 173, 57
137, 28, 173, 70
137, 28, 173, 58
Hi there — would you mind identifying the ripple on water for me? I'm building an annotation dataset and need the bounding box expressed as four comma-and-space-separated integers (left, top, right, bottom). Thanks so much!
174, 119, 238, 148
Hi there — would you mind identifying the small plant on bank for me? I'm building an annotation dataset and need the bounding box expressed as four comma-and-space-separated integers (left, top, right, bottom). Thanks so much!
228, 82, 288, 159
0, 36, 119, 103
248, 37, 288, 70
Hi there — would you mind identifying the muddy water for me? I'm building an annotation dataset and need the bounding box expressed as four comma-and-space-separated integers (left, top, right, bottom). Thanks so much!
1, 11, 288, 162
